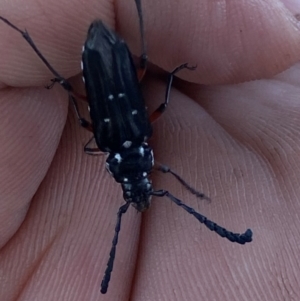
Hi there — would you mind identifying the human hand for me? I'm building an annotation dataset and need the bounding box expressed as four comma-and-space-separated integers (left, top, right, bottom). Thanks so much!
1, 0, 300, 300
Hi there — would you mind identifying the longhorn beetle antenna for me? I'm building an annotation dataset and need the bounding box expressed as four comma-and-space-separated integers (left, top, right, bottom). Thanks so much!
100, 203, 130, 294
151, 190, 252, 244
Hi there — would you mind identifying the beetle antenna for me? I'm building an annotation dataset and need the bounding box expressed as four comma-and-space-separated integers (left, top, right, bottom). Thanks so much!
151, 190, 252, 244
156, 164, 210, 201
101, 202, 130, 294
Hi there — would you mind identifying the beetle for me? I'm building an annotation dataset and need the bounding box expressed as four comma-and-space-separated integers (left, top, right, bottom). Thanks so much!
0, 0, 253, 294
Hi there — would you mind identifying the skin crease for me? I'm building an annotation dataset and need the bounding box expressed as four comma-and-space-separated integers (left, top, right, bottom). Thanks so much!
1, 0, 300, 300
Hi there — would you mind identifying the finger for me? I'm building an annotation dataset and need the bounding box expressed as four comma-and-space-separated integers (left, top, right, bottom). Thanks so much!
1, 0, 300, 87
131, 0, 300, 83
0, 86, 67, 248
0, 0, 114, 87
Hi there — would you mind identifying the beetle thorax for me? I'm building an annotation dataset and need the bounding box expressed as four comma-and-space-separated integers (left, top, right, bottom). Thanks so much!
105, 143, 154, 211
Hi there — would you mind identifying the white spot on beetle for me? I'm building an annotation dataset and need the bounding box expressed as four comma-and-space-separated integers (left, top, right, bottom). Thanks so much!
104, 118, 110, 123
139, 146, 145, 156
87, 106, 90, 112
114, 153, 122, 162
123, 141, 132, 148
82, 76, 85, 83
143, 172, 147, 177
108, 94, 114, 100
118, 93, 125, 98
124, 178, 128, 182
80, 61, 84, 71
150, 149, 154, 166
132, 110, 137, 115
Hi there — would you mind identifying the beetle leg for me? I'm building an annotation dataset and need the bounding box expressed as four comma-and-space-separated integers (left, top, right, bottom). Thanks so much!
137, 53, 148, 81
134, 0, 148, 82
84, 136, 104, 155
0, 16, 74, 93
155, 163, 210, 201
0, 16, 93, 131
150, 63, 197, 123
68, 95, 93, 132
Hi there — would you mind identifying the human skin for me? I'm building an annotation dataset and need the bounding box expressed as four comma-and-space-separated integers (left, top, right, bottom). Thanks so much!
1, 0, 300, 300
